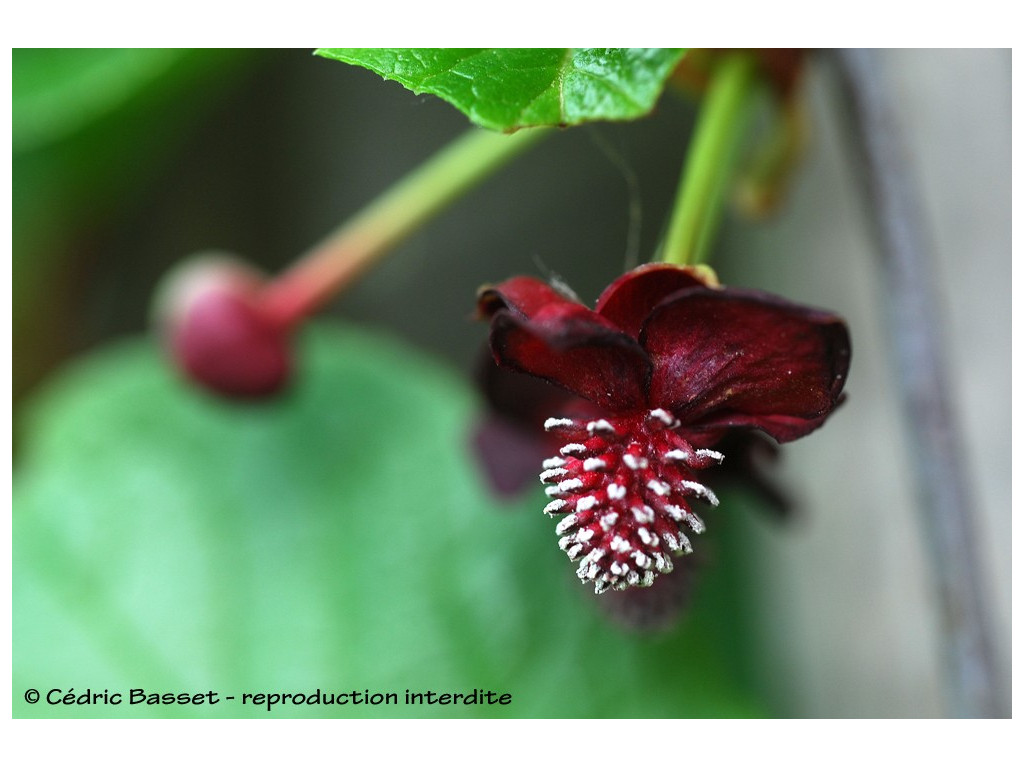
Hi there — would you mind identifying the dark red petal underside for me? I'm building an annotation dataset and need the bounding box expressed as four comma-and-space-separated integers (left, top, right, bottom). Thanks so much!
641, 287, 850, 442
473, 355, 601, 497
477, 276, 579, 320
471, 414, 555, 497
477, 349, 579, 426
595, 264, 713, 339
489, 304, 651, 414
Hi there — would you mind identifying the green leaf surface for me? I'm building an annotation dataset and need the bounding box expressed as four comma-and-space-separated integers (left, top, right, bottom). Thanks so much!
317, 48, 686, 132
14, 325, 760, 717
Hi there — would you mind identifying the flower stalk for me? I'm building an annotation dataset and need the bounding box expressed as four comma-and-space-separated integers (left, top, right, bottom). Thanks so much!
160, 126, 549, 399
261, 126, 551, 328
662, 53, 760, 266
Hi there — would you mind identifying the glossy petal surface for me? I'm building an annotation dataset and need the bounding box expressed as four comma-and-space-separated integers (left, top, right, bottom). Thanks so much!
489, 304, 650, 414
641, 287, 850, 442
477, 276, 579, 320
595, 264, 712, 338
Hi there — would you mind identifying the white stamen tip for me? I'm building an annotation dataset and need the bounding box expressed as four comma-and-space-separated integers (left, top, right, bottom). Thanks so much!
544, 417, 576, 431
696, 448, 725, 463
586, 419, 615, 434
631, 506, 654, 524
647, 479, 671, 496
558, 478, 584, 493
623, 453, 648, 470
577, 528, 595, 542
539, 467, 568, 482
664, 449, 691, 462
566, 544, 583, 560
607, 483, 627, 500
560, 443, 588, 456
666, 504, 686, 521
649, 408, 675, 426
610, 536, 631, 553
600, 512, 619, 531
686, 512, 706, 534
582, 457, 607, 471
627, 570, 641, 586
575, 495, 598, 512
641, 571, 656, 587
542, 457, 566, 469
555, 513, 579, 535
544, 485, 563, 498
638, 527, 658, 547
681, 480, 719, 506
543, 499, 567, 515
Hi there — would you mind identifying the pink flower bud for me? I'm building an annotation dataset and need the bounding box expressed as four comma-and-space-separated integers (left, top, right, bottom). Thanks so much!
154, 254, 291, 399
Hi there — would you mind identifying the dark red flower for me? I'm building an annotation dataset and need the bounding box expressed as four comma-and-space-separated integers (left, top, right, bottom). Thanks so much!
477, 264, 850, 594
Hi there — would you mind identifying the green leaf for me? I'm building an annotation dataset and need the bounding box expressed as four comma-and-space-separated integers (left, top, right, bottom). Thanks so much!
13, 49, 184, 151
317, 48, 687, 132
14, 325, 761, 717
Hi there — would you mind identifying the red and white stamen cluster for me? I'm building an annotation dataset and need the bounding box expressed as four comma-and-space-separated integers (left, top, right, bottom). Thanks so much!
540, 408, 724, 594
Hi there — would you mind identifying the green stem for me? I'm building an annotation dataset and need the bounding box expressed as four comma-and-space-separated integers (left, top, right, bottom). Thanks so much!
262, 126, 550, 327
662, 54, 760, 266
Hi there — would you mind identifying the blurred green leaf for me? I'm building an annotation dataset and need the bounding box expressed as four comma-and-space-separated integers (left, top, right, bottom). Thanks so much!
13, 49, 186, 152
14, 325, 760, 717
317, 48, 686, 132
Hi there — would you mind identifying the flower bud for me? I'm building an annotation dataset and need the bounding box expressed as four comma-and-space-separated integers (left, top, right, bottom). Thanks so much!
153, 253, 291, 399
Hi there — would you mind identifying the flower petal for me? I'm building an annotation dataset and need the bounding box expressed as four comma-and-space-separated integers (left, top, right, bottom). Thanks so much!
489, 303, 651, 414
594, 264, 715, 338
641, 287, 850, 442
477, 276, 579, 320
697, 431, 794, 519
476, 347, 580, 424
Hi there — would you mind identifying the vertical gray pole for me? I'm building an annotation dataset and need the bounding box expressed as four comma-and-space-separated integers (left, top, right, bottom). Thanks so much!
833, 49, 1001, 718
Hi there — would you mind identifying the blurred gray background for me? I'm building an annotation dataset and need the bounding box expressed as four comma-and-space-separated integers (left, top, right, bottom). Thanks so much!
723, 49, 1011, 716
